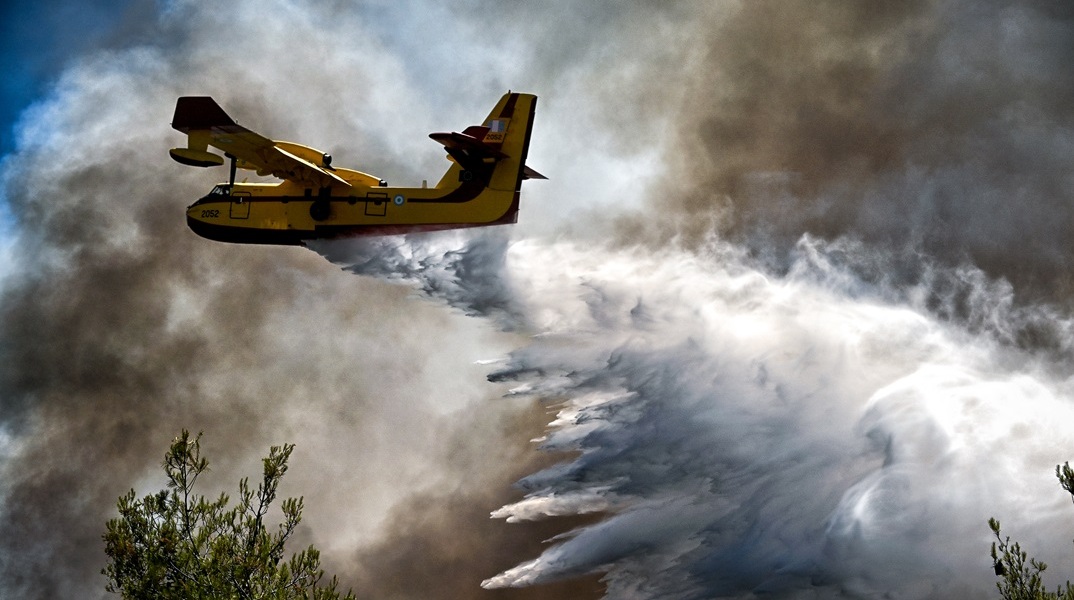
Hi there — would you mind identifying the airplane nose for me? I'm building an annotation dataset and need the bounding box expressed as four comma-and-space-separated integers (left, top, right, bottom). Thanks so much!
186, 210, 228, 242
185, 204, 222, 241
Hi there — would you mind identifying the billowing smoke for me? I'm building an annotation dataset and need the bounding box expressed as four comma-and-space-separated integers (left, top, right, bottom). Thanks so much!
0, 2, 598, 598
3, 1, 1074, 599
316, 230, 1074, 598
646, 1, 1074, 305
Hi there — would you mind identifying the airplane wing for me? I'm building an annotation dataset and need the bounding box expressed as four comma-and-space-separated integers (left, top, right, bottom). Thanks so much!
170, 97, 349, 189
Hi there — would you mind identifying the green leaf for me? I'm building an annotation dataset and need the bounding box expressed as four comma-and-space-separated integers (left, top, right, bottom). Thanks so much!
102, 430, 354, 599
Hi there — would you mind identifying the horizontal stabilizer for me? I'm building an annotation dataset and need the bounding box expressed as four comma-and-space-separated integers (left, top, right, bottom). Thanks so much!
462, 125, 490, 138
522, 166, 547, 180
429, 130, 508, 161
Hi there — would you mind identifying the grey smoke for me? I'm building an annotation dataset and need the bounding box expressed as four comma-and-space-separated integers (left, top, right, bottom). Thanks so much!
647, 0, 1074, 306
4, 1, 1074, 599
0, 2, 591, 598
318, 228, 1074, 597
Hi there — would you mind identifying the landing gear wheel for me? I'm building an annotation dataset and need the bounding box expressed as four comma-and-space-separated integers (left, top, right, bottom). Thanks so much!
310, 200, 330, 222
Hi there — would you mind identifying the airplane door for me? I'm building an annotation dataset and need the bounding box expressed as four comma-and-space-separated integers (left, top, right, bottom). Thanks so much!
230, 191, 251, 219
365, 192, 388, 217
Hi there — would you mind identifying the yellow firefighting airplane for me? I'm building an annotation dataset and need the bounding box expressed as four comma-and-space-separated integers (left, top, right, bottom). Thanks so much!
170, 92, 543, 244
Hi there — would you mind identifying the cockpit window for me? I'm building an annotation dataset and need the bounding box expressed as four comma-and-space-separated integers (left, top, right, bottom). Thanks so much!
210, 184, 232, 196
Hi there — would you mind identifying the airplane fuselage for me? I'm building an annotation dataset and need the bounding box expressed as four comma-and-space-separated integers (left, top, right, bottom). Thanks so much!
186, 179, 519, 245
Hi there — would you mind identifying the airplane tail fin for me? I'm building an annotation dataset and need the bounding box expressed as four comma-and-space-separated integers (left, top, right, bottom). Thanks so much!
430, 92, 543, 193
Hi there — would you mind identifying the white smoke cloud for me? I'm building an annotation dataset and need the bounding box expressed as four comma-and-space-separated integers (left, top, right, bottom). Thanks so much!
313, 230, 1074, 598
5, 1, 1074, 599
0, 2, 582, 597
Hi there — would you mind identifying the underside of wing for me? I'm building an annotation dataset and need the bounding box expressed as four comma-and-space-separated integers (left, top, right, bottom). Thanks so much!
170, 97, 348, 189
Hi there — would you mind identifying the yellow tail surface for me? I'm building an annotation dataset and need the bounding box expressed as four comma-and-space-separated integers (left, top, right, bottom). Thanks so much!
434, 93, 540, 193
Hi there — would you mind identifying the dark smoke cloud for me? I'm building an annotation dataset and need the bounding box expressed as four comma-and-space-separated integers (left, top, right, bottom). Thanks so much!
0, 2, 609, 598
641, 0, 1074, 304
6, 1, 1074, 599
331, 393, 606, 599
